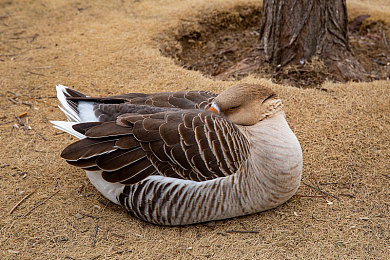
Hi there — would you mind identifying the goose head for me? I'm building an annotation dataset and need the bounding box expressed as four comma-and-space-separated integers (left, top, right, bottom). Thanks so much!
210, 84, 283, 126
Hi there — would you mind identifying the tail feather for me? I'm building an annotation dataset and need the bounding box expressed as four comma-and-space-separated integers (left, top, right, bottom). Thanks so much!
53, 84, 100, 138
52, 85, 125, 205
56, 84, 82, 122
51, 121, 85, 139
55, 84, 99, 123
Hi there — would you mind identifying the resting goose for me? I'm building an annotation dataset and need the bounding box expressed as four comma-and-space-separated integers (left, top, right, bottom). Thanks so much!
51, 83, 302, 225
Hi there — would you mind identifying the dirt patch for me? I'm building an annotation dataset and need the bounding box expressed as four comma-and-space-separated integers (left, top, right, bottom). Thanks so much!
160, 5, 390, 88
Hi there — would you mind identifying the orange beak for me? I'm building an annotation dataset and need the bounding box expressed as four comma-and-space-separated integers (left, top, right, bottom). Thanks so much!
210, 102, 220, 114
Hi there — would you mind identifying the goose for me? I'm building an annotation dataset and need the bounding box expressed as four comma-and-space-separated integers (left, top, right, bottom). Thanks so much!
51, 83, 302, 225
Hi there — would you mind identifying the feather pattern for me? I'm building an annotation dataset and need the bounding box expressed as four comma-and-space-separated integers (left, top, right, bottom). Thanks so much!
60, 109, 249, 183
53, 84, 303, 225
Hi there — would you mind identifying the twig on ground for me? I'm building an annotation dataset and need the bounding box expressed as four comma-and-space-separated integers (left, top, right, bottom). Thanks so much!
16, 116, 26, 127
319, 182, 338, 185
32, 66, 51, 69
15, 116, 47, 140
0, 120, 14, 125
91, 255, 101, 260
31, 128, 47, 141
22, 189, 60, 217
0, 51, 27, 57
8, 97, 18, 104
92, 224, 99, 247
340, 193, 355, 198
97, 198, 110, 206
66, 220, 89, 233
7, 91, 57, 107
216, 232, 227, 236
107, 250, 133, 257
66, 220, 79, 231
302, 182, 339, 200
7, 91, 18, 96
26, 70, 46, 77
9, 191, 35, 215
30, 33, 39, 42
111, 233, 125, 238
295, 194, 327, 198
225, 230, 259, 234
83, 213, 100, 219
65, 256, 78, 260
21, 101, 32, 107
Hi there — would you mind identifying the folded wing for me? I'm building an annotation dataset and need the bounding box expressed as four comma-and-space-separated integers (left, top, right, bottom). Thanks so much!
65, 89, 217, 122
61, 110, 250, 184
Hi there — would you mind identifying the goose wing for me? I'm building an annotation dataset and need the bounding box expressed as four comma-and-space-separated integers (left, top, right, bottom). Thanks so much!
63, 88, 217, 122
113, 90, 216, 110
61, 110, 250, 184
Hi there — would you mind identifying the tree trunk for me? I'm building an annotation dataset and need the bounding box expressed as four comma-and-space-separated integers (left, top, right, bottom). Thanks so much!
258, 0, 367, 81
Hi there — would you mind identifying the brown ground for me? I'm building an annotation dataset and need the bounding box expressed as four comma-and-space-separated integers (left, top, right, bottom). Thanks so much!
1, 0, 389, 259
161, 4, 390, 87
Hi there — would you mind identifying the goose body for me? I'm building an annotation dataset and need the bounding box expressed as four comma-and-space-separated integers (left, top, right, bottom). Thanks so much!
52, 84, 302, 225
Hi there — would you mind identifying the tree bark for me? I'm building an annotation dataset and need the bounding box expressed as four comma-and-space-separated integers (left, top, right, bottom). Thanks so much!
258, 0, 367, 81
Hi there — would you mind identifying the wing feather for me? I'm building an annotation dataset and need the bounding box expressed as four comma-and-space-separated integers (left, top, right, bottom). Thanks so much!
85, 122, 132, 137
121, 166, 156, 184
101, 157, 152, 183
61, 138, 117, 160
61, 95, 249, 184
119, 110, 250, 182
115, 136, 139, 149
96, 148, 145, 171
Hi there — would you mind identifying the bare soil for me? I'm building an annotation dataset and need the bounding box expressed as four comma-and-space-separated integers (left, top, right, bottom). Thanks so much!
160, 5, 390, 88
1, 0, 389, 259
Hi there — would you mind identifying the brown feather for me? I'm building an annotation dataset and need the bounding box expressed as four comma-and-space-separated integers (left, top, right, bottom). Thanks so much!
148, 141, 170, 161
142, 117, 163, 131
168, 95, 195, 109
170, 144, 191, 170
96, 148, 146, 171
120, 165, 156, 184
178, 123, 197, 146
61, 138, 117, 160
66, 157, 97, 168
85, 122, 131, 137
72, 122, 102, 135
132, 120, 161, 141
182, 113, 191, 128
83, 166, 100, 171
101, 157, 153, 183
117, 114, 145, 125
159, 122, 181, 146
115, 136, 139, 149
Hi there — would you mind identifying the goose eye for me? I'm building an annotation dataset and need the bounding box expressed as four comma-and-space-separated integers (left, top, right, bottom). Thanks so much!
262, 94, 276, 103
227, 106, 239, 112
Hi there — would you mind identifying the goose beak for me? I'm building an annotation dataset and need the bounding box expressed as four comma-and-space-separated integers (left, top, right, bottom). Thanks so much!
210, 102, 220, 114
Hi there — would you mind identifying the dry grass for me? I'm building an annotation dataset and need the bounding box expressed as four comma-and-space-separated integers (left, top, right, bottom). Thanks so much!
348, 0, 390, 23
1, 0, 389, 259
